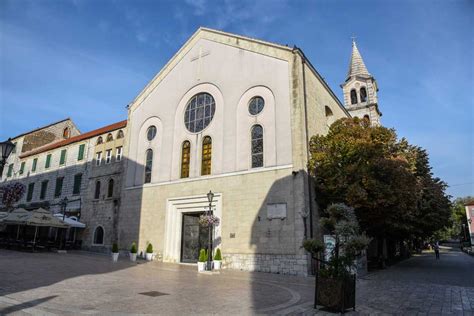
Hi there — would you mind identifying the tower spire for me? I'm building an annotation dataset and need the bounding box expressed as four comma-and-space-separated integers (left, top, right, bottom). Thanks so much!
347, 40, 370, 79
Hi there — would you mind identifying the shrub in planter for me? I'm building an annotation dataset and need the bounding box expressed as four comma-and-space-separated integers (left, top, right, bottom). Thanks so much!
213, 248, 222, 270
197, 249, 207, 272
145, 243, 154, 261
130, 242, 137, 262
111, 243, 119, 262
303, 203, 370, 313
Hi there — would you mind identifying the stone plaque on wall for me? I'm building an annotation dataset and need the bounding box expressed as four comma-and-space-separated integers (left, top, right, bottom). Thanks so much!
266, 203, 287, 220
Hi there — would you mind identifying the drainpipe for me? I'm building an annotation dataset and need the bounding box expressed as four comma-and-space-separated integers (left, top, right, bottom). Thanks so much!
298, 50, 314, 238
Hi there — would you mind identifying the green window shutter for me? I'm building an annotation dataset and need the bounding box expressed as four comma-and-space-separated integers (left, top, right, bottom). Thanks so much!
19, 162, 25, 175
40, 180, 48, 200
7, 164, 13, 177
32, 158, 37, 172
54, 177, 64, 197
45, 154, 51, 169
78, 144, 85, 161
73, 173, 82, 194
27, 183, 35, 202
60, 149, 67, 165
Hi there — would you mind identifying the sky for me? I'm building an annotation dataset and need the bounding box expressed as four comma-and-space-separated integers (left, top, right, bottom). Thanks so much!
0, 0, 472, 198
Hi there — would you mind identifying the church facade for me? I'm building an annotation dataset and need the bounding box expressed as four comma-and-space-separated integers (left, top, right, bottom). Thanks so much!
118, 28, 351, 275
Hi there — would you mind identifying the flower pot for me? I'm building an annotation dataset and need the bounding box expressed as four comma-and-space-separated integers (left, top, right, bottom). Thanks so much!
213, 260, 222, 270
317, 274, 356, 313
197, 261, 206, 272
130, 253, 137, 262
112, 252, 119, 262
145, 252, 153, 261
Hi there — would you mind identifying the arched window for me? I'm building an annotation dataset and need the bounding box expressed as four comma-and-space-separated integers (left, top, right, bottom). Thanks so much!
94, 180, 101, 199
350, 89, 358, 105
360, 87, 367, 102
251, 125, 264, 168
147, 126, 157, 141
248, 96, 265, 115
107, 179, 114, 197
325, 106, 333, 117
181, 141, 190, 178
106, 133, 113, 142
144, 149, 153, 184
93, 226, 104, 245
63, 127, 70, 139
117, 130, 124, 139
201, 136, 212, 176
97, 136, 103, 145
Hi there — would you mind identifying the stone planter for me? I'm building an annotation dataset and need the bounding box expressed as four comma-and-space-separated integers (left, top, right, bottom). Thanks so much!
112, 252, 119, 262
130, 253, 137, 262
145, 252, 153, 261
317, 274, 356, 313
197, 262, 206, 272
213, 260, 222, 270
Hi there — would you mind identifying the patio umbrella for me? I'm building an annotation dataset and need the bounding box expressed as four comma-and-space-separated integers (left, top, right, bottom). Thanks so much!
28, 208, 69, 228
2, 208, 30, 226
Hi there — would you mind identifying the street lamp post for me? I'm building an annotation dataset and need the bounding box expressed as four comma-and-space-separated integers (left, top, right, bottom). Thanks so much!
206, 190, 214, 271
60, 197, 69, 249
0, 138, 15, 177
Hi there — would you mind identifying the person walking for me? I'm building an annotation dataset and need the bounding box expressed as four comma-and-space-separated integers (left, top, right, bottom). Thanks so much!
434, 241, 440, 259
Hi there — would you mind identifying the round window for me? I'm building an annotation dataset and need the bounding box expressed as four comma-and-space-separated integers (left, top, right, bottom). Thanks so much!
146, 126, 157, 141
248, 96, 265, 115
184, 93, 215, 133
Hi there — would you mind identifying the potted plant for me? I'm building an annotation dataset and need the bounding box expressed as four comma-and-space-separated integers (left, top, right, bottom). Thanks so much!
213, 248, 222, 270
197, 249, 207, 272
303, 203, 369, 313
145, 243, 153, 261
111, 243, 119, 262
130, 242, 137, 262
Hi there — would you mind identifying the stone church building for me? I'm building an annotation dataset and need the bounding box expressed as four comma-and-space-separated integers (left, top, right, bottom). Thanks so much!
1, 27, 382, 276
118, 28, 381, 275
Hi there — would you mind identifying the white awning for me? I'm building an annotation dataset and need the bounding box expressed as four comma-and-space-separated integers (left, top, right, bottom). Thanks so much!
54, 214, 86, 228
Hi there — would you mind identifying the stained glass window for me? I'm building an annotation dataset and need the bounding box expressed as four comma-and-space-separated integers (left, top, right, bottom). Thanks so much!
249, 96, 265, 115
144, 149, 153, 184
181, 141, 190, 178
251, 125, 263, 168
201, 136, 212, 176
184, 93, 215, 133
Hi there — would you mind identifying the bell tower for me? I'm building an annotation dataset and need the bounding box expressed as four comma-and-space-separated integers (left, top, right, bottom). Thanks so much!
341, 40, 382, 126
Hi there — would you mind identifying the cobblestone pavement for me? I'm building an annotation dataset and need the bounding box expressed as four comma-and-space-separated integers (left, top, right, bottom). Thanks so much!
0, 244, 473, 315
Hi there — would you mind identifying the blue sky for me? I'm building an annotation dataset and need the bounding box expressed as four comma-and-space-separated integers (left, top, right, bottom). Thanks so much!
0, 0, 472, 198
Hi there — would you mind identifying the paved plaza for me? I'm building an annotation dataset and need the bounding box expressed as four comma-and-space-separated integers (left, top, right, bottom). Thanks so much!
0, 244, 473, 315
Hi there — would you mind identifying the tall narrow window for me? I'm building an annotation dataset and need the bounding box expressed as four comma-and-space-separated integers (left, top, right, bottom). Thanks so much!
105, 149, 112, 164
360, 87, 367, 102
45, 154, 52, 169
63, 127, 70, 139
144, 149, 153, 184
40, 180, 48, 200
55, 177, 64, 198
32, 158, 38, 172
78, 144, 85, 161
181, 141, 190, 178
73, 173, 82, 195
59, 149, 67, 165
19, 162, 25, 175
107, 179, 114, 198
96, 152, 102, 166
116, 147, 123, 162
27, 183, 35, 202
94, 181, 101, 199
201, 136, 212, 176
350, 89, 358, 104
7, 164, 13, 177
251, 125, 264, 168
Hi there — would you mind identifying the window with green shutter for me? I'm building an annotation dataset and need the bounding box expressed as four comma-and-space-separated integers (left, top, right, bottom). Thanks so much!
19, 162, 25, 175
40, 180, 48, 200
45, 154, 52, 169
73, 173, 82, 195
54, 177, 64, 197
60, 149, 67, 165
7, 164, 13, 177
27, 183, 35, 202
32, 158, 38, 172
78, 144, 85, 161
